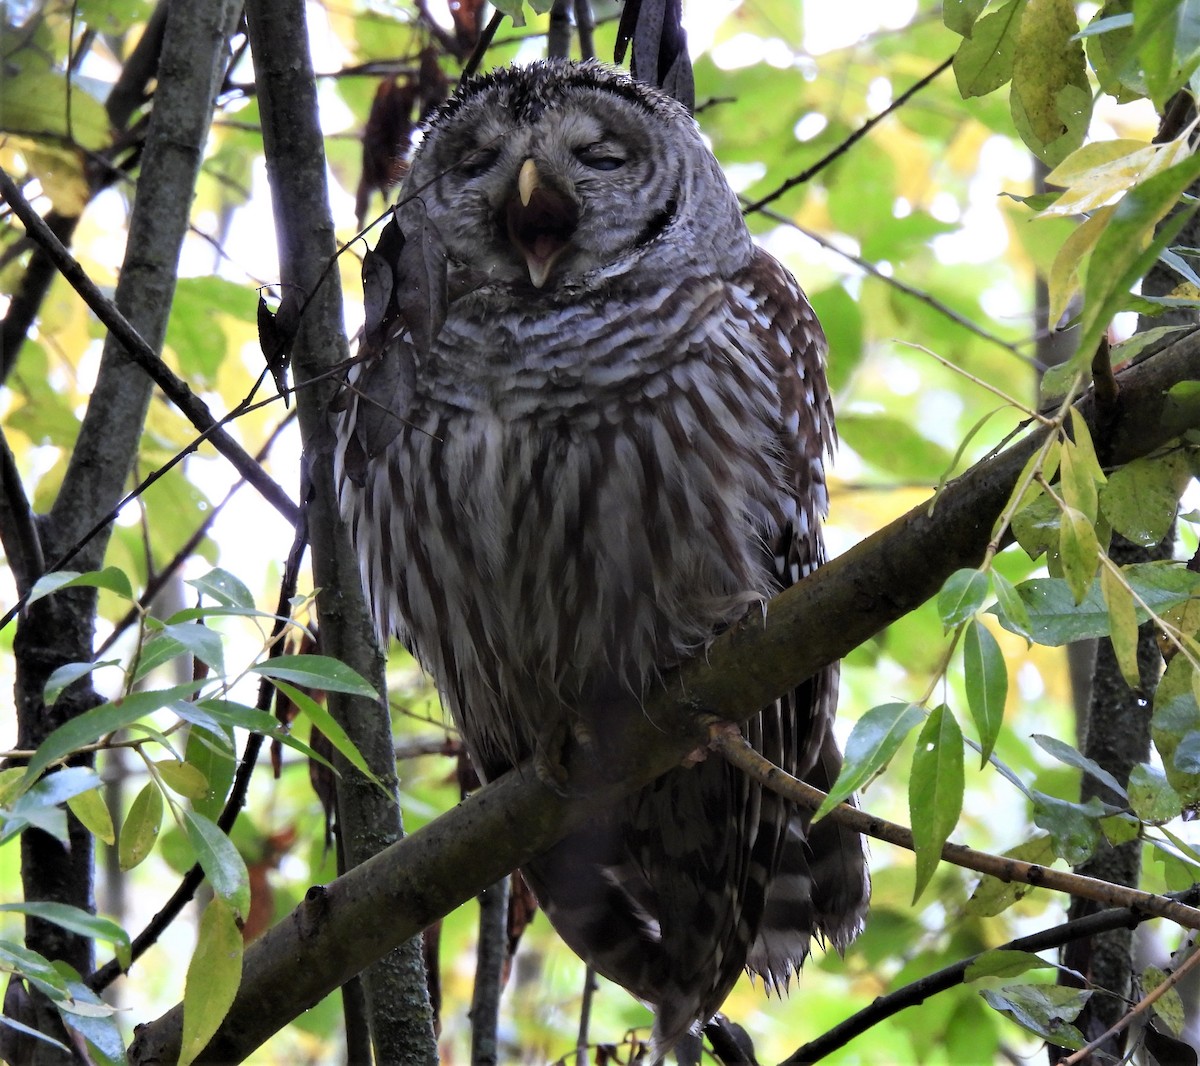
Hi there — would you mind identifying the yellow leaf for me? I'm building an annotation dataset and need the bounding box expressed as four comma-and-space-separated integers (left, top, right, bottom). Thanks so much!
118, 782, 163, 872
1100, 565, 1140, 688
1048, 205, 1114, 325
179, 899, 243, 1066
67, 788, 115, 846
1059, 505, 1099, 603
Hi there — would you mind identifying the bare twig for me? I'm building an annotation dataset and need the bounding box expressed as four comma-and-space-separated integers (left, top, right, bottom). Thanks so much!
752, 204, 1034, 362
0, 169, 299, 527
709, 728, 1200, 930
741, 55, 953, 215
786, 893, 1200, 1064
1056, 945, 1200, 1066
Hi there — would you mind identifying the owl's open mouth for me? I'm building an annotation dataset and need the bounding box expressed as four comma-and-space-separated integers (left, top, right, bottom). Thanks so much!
505, 159, 578, 289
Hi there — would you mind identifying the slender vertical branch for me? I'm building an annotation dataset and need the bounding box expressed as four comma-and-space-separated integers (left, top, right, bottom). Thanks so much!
240, 0, 437, 1060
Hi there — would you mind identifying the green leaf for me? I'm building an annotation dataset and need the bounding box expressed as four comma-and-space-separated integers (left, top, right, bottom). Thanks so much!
157, 623, 225, 678
119, 782, 163, 872
1128, 761, 1182, 822
990, 565, 1200, 645
1100, 451, 1189, 546
43, 660, 121, 705
1032, 791, 1107, 864
0, 1013, 71, 1056
57, 977, 127, 1066
184, 811, 250, 917
1009, 0, 1092, 165
1059, 428, 1103, 523
249, 655, 377, 698
184, 728, 236, 822
1031, 733, 1127, 798
1152, 656, 1200, 803
0, 903, 131, 972
964, 949, 1055, 981
0, 767, 103, 846
954, 0, 1029, 96
1142, 965, 1186, 1035
1058, 505, 1100, 604
27, 567, 134, 607
837, 413, 954, 482
1133, 0, 1200, 108
271, 681, 381, 787
814, 703, 925, 820
964, 619, 1008, 764
909, 705, 964, 901
967, 834, 1058, 916
992, 570, 1034, 640
980, 984, 1090, 1048
0, 941, 71, 1001
945, 0, 992, 36
1011, 492, 1060, 561
1100, 565, 1141, 688
938, 569, 991, 629
24, 682, 204, 783
186, 567, 255, 610
179, 899, 243, 1066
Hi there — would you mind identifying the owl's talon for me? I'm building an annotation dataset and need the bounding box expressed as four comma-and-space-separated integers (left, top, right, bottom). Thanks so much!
534, 718, 571, 795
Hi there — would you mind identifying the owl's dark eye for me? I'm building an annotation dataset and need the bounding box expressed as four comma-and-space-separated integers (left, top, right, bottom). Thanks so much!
574, 145, 626, 171
458, 146, 501, 178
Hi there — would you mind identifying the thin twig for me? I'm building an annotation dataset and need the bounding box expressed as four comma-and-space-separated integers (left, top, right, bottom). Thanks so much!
751, 204, 1034, 362
85, 503, 309, 993
709, 727, 1200, 930
1056, 944, 1200, 1066
741, 55, 953, 215
785, 892, 1200, 1064
462, 10, 505, 79
93, 412, 296, 658
0, 167, 299, 526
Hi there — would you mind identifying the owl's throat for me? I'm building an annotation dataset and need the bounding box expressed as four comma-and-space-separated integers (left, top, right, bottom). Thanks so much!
505, 173, 578, 289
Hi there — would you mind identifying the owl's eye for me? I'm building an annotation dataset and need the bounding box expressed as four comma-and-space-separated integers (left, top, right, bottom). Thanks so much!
457, 146, 501, 178
574, 145, 626, 171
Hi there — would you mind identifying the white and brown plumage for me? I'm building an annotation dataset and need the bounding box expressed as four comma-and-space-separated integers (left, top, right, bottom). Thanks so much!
335, 60, 868, 1054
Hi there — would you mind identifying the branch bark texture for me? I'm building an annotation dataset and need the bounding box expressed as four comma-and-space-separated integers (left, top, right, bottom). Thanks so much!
240, 0, 437, 1060
127, 330, 1200, 1064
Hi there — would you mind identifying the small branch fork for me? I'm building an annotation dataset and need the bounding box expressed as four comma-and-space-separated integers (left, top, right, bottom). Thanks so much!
708, 726, 1200, 929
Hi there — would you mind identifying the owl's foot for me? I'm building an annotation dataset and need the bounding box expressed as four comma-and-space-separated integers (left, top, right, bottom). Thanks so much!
682, 719, 742, 768
533, 718, 571, 794
533, 714, 596, 794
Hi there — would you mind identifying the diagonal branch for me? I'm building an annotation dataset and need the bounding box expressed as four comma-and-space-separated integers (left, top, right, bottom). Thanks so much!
127, 328, 1200, 1065
0, 169, 299, 530
710, 729, 1200, 927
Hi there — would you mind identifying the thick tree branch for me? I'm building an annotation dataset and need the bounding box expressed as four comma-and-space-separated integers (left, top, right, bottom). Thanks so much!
127, 329, 1200, 1065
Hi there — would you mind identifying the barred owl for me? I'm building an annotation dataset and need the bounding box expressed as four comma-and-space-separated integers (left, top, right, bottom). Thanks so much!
335, 60, 869, 1055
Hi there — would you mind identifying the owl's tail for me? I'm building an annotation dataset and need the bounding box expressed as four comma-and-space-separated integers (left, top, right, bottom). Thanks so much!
746, 727, 871, 989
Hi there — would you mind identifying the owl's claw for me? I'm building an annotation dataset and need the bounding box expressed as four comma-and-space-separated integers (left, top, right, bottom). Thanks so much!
534, 717, 571, 794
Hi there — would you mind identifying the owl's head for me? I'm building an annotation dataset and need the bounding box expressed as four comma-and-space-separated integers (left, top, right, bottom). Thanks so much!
400, 60, 750, 292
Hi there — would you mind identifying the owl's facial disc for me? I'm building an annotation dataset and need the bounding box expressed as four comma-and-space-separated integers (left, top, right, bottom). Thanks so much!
505, 158, 578, 288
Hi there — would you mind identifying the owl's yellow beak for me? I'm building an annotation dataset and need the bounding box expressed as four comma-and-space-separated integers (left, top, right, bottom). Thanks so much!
506, 158, 578, 289
518, 157, 540, 207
